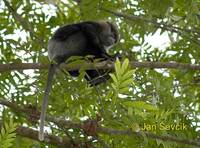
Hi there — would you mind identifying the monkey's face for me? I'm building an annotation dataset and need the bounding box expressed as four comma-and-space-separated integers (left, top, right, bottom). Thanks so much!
101, 32, 116, 47
100, 23, 118, 50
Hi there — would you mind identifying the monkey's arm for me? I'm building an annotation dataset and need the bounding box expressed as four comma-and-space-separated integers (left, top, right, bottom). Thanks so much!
39, 64, 57, 141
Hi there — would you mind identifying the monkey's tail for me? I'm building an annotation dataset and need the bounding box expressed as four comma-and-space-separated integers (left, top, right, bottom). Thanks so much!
39, 64, 57, 141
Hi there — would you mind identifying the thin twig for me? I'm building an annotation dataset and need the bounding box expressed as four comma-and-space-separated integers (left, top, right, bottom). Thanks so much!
102, 9, 200, 45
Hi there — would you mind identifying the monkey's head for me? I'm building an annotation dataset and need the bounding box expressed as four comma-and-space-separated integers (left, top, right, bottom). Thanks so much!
98, 21, 119, 50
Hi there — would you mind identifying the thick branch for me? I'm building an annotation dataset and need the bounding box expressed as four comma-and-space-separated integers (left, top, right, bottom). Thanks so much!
3, 125, 91, 147
16, 126, 73, 147
129, 61, 200, 70
0, 61, 200, 73
0, 99, 200, 147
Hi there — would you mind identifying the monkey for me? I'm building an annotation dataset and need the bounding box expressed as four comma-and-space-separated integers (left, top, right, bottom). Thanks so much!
38, 21, 119, 141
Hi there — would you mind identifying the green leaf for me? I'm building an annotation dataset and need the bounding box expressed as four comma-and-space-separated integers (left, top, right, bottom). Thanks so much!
119, 87, 129, 93
0, 119, 17, 148
115, 59, 122, 80
123, 101, 158, 111
120, 79, 133, 88
109, 73, 118, 85
110, 58, 134, 94
121, 70, 134, 82
128, 107, 133, 116
121, 58, 129, 74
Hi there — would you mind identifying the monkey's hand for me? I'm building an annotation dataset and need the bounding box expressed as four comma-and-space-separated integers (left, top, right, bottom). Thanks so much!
113, 52, 122, 60
101, 52, 121, 61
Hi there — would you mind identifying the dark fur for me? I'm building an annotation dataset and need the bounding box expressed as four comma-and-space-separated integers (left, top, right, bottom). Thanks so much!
49, 21, 119, 85
39, 21, 119, 141
51, 21, 117, 62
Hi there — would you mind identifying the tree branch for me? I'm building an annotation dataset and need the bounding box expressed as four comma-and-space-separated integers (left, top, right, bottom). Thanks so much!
102, 9, 200, 45
16, 126, 73, 147
99, 127, 200, 147
0, 61, 200, 73
7, 125, 92, 147
0, 100, 92, 147
0, 99, 200, 147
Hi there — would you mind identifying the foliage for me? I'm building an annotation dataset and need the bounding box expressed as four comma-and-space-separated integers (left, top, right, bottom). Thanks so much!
110, 58, 134, 95
0, 0, 200, 147
0, 119, 17, 148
